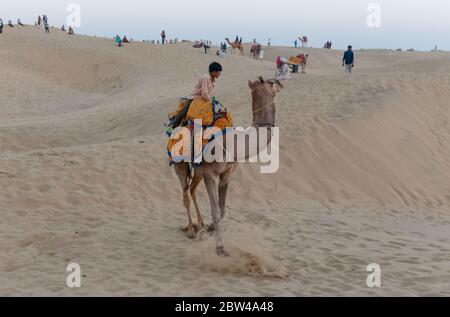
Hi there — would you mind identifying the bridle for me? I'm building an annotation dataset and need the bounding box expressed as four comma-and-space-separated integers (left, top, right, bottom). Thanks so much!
252, 100, 275, 114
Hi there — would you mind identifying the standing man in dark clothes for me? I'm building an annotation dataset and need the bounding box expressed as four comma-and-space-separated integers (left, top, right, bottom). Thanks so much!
161, 30, 166, 44
342, 45, 355, 74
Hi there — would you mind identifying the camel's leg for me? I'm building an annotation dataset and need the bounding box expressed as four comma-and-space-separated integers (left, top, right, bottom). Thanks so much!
183, 188, 196, 239
218, 167, 234, 220
190, 173, 205, 231
175, 164, 196, 239
204, 172, 227, 256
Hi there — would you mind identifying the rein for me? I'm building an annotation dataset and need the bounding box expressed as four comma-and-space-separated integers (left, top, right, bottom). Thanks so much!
252, 101, 275, 114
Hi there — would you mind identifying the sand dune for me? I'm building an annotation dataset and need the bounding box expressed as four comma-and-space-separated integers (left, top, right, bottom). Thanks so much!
1, 26, 449, 296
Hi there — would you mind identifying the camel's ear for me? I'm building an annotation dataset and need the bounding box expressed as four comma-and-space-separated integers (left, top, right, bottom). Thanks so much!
258, 76, 265, 84
272, 79, 283, 93
248, 80, 255, 89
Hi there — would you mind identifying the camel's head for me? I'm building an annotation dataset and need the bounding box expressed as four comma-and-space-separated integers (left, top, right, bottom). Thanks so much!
248, 77, 283, 126
248, 76, 283, 96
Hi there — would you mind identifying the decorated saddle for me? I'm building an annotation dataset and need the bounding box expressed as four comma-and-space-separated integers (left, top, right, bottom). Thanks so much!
166, 98, 233, 165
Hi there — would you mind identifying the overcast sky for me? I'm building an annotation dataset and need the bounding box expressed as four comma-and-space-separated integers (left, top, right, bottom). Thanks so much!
2, 0, 450, 50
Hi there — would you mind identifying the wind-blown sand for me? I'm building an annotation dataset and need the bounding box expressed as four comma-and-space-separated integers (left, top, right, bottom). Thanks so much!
0, 27, 449, 296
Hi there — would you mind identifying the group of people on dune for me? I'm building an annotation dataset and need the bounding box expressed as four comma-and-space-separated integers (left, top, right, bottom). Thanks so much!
0, 18, 25, 33
61, 25, 75, 35
115, 35, 131, 47
324, 41, 333, 49
36, 15, 50, 34
0, 15, 77, 36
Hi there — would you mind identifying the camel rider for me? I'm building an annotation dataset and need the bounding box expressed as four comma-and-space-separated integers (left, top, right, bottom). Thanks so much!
167, 62, 222, 129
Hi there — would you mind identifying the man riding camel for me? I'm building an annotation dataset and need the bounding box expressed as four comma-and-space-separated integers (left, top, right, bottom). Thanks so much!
167, 62, 222, 128
166, 62, 223, 129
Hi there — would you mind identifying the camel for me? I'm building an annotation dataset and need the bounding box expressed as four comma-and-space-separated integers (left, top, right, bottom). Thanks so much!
250, 43, 262, 60
299, 36, 308, 48
173, 76, 283, 256
225, 38, 244, 55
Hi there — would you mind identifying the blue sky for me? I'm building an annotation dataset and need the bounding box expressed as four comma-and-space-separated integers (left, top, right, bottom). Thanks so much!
2, 0, 450, 50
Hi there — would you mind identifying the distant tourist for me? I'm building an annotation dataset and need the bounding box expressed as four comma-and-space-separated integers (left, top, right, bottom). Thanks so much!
0, 18, 3, 33
8, 20, 14, 27
275, 57, 290, 81
44, 20, 50, 34
37, 15, 41, 26
342, 45, 354, 74
68, 26, 74, 35
203, 42, 211, 54
294, 39, 298, 48
161, 30, 166, 44
115, 35, 122, 46
61, 25, 66, 32
18, 19, 24, 26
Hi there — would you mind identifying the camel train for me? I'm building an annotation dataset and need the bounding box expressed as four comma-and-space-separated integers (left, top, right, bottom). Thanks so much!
172, 77, 283, 256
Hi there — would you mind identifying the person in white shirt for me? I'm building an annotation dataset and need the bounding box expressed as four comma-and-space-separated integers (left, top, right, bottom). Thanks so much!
275, 57, 290, 81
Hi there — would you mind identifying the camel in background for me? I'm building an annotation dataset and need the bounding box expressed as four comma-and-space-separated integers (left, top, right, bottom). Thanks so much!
225, 38, 244, 55
299, 36, 308, 47
250, 43, 262, 60
173, 77, 283, 256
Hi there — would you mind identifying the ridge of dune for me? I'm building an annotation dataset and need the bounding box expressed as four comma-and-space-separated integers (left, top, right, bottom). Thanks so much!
1, 26, 449, 296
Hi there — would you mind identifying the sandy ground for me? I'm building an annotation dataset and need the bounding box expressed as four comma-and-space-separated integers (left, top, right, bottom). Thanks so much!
0, 26, 449, 296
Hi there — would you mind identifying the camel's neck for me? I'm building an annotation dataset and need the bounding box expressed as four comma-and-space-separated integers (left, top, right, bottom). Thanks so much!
218, 96, 276, 163
227, 124, 273, 162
